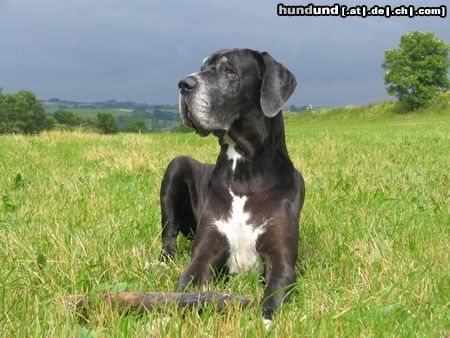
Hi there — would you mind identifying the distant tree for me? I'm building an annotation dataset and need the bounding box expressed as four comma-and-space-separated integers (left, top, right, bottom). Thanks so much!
382, 31, 449, 110
44, 117, 56, 130
82, 116, 99, 130
0, 90, 49, 133
117, 115, 129, 127
122, 117, 149, 133
97, 112, 118, 134
53, 109, 82, 126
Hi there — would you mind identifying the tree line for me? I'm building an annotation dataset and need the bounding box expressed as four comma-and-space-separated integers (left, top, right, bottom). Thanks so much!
51, 109, 183, 134
52, 109, 120, 134
0, 80, 189, 135
0, 91, 120, 135
0, 89, 184, 135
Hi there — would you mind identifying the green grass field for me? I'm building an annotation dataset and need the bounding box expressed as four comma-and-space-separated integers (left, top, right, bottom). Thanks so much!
0, 104, 449, 336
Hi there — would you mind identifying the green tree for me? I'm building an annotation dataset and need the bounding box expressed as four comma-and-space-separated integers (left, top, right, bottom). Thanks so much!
382, 31, 450, 110
44, 117, 56, 130
0, 90, 49, 133
53, 109, 82, 126
97, 112, 118, 134
122, 117, 149, 133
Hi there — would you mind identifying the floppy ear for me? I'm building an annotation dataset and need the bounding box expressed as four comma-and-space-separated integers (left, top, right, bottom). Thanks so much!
259, 52, 297, 117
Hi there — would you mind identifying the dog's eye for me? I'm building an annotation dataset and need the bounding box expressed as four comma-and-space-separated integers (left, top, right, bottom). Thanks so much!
223, 67, 237, 79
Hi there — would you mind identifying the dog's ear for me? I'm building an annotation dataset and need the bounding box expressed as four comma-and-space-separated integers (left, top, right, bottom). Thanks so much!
259, 52, 297, 117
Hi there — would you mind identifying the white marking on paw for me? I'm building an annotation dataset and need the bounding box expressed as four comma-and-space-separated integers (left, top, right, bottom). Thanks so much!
214, 191, 266, 274
263, 319, 272, 330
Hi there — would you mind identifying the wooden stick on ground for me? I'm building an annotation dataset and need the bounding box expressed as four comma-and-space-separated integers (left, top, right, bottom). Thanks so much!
67, 292, 251, 315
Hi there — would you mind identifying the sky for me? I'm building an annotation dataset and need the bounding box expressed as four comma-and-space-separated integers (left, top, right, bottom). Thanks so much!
0, 0, 448, 107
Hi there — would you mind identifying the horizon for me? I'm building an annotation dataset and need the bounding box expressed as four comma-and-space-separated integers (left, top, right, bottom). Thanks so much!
37, 96, 335, 109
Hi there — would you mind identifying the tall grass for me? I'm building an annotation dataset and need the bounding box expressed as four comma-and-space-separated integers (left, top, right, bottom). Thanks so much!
0, 105, 449, 336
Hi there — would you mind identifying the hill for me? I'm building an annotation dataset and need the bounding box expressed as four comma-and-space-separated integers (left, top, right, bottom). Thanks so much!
286, 99, 449, 124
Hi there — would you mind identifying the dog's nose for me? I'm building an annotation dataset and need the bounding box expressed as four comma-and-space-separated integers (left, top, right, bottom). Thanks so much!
178, 77, 197, 93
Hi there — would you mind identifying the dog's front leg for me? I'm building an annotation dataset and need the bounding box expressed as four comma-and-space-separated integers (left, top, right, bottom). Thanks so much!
176, 231, 228, 291
176, 257, 214, 291
261, 257, 296, 320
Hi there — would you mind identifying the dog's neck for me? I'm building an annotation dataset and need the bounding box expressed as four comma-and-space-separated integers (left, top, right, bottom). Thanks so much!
221, 109, 288, 157
213, 109, 293, 194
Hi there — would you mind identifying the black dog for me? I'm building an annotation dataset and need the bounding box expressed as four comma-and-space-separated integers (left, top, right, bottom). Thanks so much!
160, 48, 305, 321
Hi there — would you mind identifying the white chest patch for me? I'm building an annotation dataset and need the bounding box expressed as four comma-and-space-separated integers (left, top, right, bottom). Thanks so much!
214, 191, 266, 274
224, 134, 242, 171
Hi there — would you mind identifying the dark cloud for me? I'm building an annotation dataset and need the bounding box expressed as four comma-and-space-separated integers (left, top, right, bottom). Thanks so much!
0, 0, 448, 106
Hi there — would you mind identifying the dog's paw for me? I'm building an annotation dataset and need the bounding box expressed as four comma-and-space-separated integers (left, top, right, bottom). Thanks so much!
161, 244, 177, 260
263, 318, 273, 331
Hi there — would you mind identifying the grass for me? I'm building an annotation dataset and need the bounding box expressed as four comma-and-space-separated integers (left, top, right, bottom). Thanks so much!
0, 102, 449, 336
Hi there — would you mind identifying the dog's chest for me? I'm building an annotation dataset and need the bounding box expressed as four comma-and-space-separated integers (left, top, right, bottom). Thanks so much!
213, 191, 266, 274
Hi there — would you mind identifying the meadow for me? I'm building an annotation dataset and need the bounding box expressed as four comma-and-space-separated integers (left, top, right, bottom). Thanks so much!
0, 103, 449, 337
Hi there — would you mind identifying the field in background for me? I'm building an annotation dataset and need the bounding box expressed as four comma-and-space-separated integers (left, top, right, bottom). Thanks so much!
45, 107, 179, 118
0, 106, 449, 336
45, 107, 182, 132
45, 107, 133, 117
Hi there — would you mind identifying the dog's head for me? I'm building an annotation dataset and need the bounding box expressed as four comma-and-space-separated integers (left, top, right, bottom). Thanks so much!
178, 48, 297, 136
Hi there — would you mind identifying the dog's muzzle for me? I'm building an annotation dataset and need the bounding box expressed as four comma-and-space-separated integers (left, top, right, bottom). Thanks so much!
178, 76, 211, 137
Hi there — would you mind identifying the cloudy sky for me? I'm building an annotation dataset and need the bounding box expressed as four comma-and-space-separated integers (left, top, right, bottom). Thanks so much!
0, 0, 448, 107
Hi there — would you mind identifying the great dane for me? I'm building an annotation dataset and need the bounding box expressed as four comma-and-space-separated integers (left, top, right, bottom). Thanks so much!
160, 48, 305, 320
